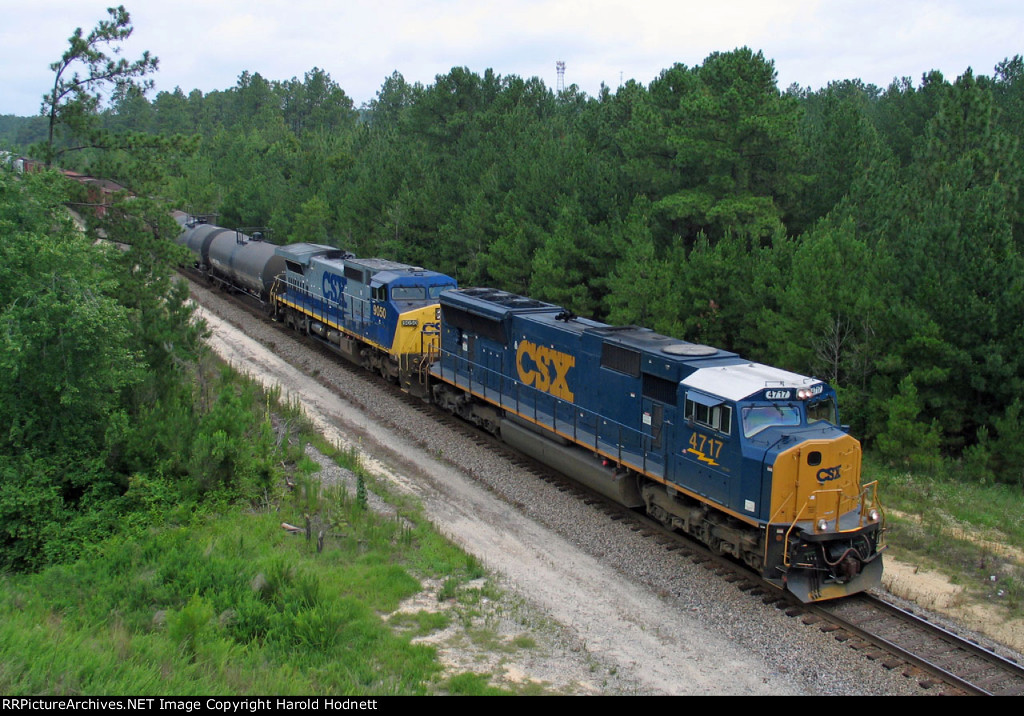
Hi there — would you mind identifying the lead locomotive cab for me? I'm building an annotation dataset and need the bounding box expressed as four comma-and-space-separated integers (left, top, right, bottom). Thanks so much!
676, 365, 885, 601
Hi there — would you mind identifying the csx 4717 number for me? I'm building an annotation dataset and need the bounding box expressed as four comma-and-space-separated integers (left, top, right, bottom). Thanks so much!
687, 432, 723, 464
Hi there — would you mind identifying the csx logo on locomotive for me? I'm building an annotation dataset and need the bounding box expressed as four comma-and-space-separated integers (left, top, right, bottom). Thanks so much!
516, 340, 575, 401
322, 272, 346, 304
817, 465, 842, 483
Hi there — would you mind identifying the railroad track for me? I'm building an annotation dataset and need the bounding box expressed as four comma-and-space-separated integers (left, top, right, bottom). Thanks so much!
391, 415, 1024, 697
185, 273, 1024, 696
414, 408, 1024, 696
603, 494, 1024, 695
814, 593, 1024, 695
588, 493, 1024, 696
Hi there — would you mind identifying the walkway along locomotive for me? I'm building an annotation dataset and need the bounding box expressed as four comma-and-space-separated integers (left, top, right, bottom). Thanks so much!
177, 218, 886, 603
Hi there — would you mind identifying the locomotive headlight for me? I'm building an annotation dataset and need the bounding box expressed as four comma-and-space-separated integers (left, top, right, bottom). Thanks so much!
816, 518, 829, 532
867, 508, 880, 523
797, 388, 811, 400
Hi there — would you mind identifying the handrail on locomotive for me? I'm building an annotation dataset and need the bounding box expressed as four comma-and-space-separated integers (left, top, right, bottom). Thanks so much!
777, 480, 885, 569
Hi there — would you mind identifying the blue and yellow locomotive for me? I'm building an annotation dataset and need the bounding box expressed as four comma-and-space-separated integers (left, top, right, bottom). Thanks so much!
271, 243, 457, 394
430, 287, 885, 602
176, 218, 457, 395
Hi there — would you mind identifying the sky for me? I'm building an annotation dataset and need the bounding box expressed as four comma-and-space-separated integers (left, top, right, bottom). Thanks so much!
2, 0, 1023, 117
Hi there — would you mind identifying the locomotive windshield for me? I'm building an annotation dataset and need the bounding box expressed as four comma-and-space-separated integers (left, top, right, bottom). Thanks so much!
391, 286, 426, 300
429, 283, 457, 298
390, 283, 457, 300
742, 405, 801, 438
741, 394, 839, 438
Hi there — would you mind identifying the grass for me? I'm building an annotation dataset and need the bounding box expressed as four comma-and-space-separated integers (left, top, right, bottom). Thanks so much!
443, 672, 513, 696
0, 341, 576, 695
0, 405, 558, 696
0, 441, 512, 697
0, 508, 439, 694
388, 610, 452, 638
867, 456, 1024, 614
511, 634, 537, 649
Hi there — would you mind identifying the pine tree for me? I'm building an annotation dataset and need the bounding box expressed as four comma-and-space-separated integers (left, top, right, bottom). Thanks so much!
37, 5, 158, 167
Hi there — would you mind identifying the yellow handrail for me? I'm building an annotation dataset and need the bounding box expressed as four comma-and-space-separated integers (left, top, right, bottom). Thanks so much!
775, 480, 884, 567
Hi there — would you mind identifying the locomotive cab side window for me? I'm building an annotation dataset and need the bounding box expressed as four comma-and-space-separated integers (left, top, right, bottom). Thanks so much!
684, 393, 732, 435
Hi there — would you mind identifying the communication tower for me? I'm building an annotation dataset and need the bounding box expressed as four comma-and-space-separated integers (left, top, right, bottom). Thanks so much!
556, 61, 565, 93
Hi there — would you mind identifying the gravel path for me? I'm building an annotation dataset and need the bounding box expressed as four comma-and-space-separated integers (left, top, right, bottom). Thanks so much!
190, 285, 925, 695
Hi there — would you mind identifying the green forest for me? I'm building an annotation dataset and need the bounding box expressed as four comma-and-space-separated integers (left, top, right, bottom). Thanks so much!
56, 50, 1024, 483
3, 11, 1024, 570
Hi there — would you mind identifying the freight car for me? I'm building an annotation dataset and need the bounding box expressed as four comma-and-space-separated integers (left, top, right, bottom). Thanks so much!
428, 287, 885, 602
177, 218, 284, 301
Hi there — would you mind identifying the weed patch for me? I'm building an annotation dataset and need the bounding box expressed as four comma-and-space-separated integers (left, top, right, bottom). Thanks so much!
870, 459, 1024, 614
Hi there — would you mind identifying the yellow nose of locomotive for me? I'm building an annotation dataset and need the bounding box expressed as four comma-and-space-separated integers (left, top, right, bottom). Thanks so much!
769, 434, 885, 601
770, 434, 865, 527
